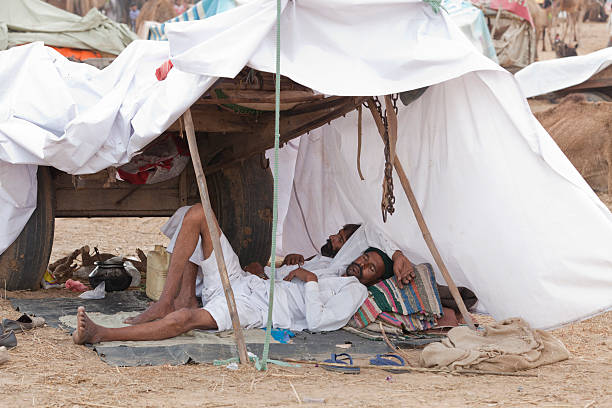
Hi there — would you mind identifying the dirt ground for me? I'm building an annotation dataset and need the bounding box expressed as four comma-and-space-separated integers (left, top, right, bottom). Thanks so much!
537, 20, 610, 61
1, 18, 611, 408
3, 198, 611, 407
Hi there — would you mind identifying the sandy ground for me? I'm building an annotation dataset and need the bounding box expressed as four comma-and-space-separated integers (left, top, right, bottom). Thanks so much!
537, 20, 610, 61
5, 196, 611, 407
1, 18, 611, 408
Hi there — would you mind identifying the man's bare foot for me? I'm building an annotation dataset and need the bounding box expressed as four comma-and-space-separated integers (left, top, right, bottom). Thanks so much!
72, 307, 102, 345
123, 300, 174, 325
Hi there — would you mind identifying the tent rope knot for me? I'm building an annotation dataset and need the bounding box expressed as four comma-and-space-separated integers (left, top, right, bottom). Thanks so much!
423, 0, 445, 14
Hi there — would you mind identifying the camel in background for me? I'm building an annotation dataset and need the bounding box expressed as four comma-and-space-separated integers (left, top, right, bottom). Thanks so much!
65, 0, 109, 16
526, 0, 554, 60
135, 0, 175, 34
549, 0, 586, 43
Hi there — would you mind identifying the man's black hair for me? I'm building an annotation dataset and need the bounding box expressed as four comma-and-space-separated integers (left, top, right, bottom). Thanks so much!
320, 224, 361, 258
364, 247, 394, 280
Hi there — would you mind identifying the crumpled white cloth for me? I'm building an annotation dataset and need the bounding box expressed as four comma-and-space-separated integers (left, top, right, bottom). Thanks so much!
515, 47, 612, 98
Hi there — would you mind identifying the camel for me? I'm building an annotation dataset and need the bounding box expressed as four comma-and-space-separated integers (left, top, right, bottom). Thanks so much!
65, 0, 109, 16
526, 0, 554, 60
582, 0, 608, 22
549, 0, 586, 43
135, 0, 175, 34
535, 94, 612, 193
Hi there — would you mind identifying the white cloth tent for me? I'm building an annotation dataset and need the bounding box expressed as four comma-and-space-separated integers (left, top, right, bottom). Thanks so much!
0, 0, 610, 329
515, 47, 612, 97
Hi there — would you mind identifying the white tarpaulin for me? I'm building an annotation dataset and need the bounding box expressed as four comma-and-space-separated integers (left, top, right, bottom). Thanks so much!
281, 71, 612, 329
0, 0, 610, 329
515, 47, 612, 97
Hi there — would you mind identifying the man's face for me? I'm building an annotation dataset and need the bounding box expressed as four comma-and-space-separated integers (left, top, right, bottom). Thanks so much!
321, 228, 350, 257
344, 251, 385, 286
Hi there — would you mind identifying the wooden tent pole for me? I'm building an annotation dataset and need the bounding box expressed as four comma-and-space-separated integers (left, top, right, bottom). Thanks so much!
182, 108, 250, 364
367, 97, 476, 330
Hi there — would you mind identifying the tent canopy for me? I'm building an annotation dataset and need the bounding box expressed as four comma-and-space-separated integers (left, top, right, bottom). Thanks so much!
0, 0, 137, 55
0, 0, 610, 330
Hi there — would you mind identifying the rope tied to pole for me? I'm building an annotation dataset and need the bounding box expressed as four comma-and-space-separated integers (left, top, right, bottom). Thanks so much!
259, 0, 282, 371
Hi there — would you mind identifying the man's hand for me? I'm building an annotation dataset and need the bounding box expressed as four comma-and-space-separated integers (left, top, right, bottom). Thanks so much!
392, 250, 415, 289
283, 267, 318, 283
244, 262, 268, 280
282, 254, 305, 266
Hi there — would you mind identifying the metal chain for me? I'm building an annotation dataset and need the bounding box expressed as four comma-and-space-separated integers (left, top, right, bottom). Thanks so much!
370, 96, 396, 222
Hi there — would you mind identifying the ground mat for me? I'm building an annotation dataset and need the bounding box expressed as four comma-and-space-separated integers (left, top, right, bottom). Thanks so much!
9, 293, 442, 367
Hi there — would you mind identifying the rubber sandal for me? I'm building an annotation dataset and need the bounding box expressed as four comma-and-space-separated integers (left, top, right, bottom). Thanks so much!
0, 330, 17, 349
322, 353, 360, 374
2, 314, 45, 333
369, 353, 406, 373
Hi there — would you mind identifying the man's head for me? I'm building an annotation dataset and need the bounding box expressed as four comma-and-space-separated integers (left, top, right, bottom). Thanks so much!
344, 247, 394, 286
320, 224, 360, 258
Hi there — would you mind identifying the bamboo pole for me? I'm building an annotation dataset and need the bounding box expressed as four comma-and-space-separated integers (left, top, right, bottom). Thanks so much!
182, 108, 250, 364
367, 97, 476, 330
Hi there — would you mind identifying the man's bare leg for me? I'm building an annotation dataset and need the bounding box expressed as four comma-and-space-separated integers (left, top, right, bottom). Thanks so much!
173, 261, 199, 310
74, 306, 217, 344
125, 204, 217, 324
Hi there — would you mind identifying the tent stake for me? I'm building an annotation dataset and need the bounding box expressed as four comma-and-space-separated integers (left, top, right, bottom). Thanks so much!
367, 97, 476, 330
182, 108, 250, 364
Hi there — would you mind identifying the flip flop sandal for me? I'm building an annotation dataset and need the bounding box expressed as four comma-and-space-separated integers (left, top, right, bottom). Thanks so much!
369, 353, 407, 373
2, 314, 45, 333
322, 353, 360, 374
0, 330, 17, 349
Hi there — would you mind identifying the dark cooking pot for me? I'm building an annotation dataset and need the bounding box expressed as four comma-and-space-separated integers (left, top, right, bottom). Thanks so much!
88, 260, 132, 292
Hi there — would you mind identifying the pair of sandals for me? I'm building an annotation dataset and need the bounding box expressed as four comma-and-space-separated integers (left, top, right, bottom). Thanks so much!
322, 352, 406, 374
0, 314, 46, 349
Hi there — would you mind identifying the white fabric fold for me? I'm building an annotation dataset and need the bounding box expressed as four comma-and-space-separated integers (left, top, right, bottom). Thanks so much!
515, 47, 612, 98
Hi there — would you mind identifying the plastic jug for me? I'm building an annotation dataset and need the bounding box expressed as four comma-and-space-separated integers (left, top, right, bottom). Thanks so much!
146, 245, 171, 301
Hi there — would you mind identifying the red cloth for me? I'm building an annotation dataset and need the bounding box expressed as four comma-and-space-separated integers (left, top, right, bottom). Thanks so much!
470, 0, 534, 26
155, 60, 174, 81
65, 279, 88, 292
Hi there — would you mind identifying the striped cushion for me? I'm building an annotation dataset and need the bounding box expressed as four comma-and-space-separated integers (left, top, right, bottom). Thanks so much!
351, 263, 442, 331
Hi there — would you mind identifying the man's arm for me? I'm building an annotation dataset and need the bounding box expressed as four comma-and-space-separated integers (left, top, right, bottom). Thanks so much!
281, 253, 316, 266
285, 269, 367, 332
243, 262, 268, 280
303, 278, 368, 332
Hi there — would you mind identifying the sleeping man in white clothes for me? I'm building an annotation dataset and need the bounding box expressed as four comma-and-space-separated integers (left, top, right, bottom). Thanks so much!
72, 204, 400, 344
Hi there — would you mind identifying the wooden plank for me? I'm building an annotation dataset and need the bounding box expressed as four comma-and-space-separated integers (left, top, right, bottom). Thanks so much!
55, 187, 180, 216
564, 65, 612, 92
166, 105, 268, 133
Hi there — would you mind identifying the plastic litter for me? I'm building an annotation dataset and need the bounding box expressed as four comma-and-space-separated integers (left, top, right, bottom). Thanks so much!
262, 327, 295, 344
302, 398, 325, 404
41, 270, 61, 289
65, 279, 88, 292
0, 346, 8, 365
79, 281, 106, 299
124, 261, 141, 287
226, 362, 239, 371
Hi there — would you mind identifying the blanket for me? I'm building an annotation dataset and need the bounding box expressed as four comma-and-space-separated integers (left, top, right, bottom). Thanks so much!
350, 263, 442, 331
419, 317, 571, 371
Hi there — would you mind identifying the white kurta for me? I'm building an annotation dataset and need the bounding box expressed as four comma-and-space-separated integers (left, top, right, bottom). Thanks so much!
163, 206, 399, 293
161, 206, 368, 331
265, 223, 400, 280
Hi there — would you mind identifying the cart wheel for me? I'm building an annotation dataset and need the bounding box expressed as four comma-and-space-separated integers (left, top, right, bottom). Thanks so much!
207, 156, 273, 266
0, 167, 55, 290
